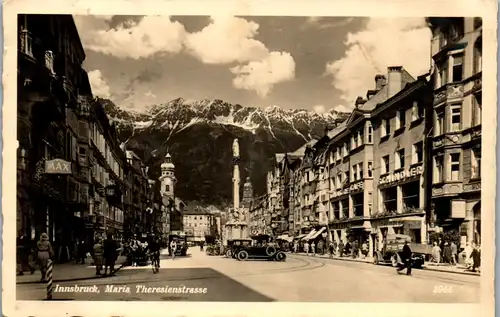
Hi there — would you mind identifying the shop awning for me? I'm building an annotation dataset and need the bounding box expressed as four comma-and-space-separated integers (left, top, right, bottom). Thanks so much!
302, 229, 317, 240
277, 235, 293, 242
294, 234, 307, 240
310, 227, 327, 240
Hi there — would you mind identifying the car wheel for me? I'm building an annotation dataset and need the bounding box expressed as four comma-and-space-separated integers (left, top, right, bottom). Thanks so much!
226, 249, 232, 257
237, 250, 249, 261
266, 246, 277, 256
275, 251, 286, 262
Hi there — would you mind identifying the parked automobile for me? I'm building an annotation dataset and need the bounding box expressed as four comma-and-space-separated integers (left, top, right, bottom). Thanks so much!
373, 234, 430, 269
168, 234, 188, 256
225, 239, 252, 258
235, 235, 287, 262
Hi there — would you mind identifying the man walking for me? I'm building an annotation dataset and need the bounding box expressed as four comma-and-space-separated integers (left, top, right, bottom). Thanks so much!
450, 241, 458, 265
103, 233, 118, 276
17, 230, 34, 275
398, 241, 413, 275
170, 239, 178, 260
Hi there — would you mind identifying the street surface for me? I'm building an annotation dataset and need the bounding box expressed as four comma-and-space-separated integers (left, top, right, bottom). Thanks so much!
17, 248, 479, 302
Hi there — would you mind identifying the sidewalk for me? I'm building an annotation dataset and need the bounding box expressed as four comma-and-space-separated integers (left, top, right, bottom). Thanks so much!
292, 252, 480, 276
16, 255, 127, 285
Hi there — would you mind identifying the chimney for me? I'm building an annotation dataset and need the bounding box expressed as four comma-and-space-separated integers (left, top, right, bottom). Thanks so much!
366, 89, 377, 100
375, 74, 387, 90
387, 66, 403, 99
355, 96, 366, 107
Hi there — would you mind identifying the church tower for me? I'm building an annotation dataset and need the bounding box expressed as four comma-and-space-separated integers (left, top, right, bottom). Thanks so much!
160, 152, 176, 198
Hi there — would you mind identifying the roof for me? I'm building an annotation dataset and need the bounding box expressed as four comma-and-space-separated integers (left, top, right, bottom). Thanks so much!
326, 120, 348, 138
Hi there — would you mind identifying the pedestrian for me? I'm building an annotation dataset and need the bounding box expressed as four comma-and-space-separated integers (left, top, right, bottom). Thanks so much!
293, 242, 298, 253
200, 242, 204, 252
344, 241, 351, 257
317, 240, 324, 255
464, 242, 473, 269
450, 241, 458, 265
338, 241, 344, 257
170, 239, 178, 260
361, 241, 368, 258
93, 239, 104, 275
352, 240, 359, 258
443, 242, 452, 264
103, 233, 118, 276
329, 242, 334, 258
36, 233, 54, 282
17, 230, 34, 276
471, 243, 480, 272
304, 241, 310, 254
431, 241, 441, 263
398, 241, 412, 275
311, 241, 316, 256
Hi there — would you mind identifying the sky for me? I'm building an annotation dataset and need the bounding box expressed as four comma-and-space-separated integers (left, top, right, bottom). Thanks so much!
74, 15, 432, 114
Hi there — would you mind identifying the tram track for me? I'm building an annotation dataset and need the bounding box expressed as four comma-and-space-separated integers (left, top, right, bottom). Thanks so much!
296, 254, 480, 288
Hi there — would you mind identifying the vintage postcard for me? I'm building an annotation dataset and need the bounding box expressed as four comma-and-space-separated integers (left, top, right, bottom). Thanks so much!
2, 0, 497, 316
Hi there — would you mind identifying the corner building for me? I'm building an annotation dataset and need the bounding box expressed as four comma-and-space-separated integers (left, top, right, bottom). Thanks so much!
427, 18, 482, 244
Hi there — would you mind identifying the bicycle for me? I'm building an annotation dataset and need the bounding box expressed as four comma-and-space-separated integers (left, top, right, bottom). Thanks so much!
149, 251, 160, 274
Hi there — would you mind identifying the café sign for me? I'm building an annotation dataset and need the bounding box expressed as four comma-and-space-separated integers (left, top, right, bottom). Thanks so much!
379, 165, 423, 185
45, 159, 72, 174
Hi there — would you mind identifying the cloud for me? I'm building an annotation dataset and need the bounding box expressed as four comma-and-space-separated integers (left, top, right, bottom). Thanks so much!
185, 16, 269, 64
325, 18, 432, 108
313, 104, 326, 113
76, 15, 295, 99
304, 17, 355, 29
333, 105, 351, 113
144, 90, 157, 99
88, 70, 111, 98
231, 52, 295, 98
78, 16, 187, 59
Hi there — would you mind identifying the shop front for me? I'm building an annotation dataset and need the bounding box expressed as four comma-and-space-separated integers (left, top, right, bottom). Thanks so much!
371, 213, 425, 251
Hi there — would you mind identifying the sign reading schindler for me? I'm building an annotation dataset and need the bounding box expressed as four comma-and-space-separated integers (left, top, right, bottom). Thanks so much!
379, 165, 423, 185
44, 158, 72, 174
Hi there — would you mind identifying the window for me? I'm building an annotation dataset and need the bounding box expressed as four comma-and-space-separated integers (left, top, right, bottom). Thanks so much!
382, 155, 390, 174
434, 155, 444, 183
472, 93, 482, 126
474, 17, 482, 29
411, 101, 424, 121
367, 125, 373, 143
396, 149, 405, 169
367, 161, 373, 177
358, 131, 364, 147
337, 174, 342, 187
381, 119, 391, 137
397, 110, 406, 129
450, 153, 461, 181
358, 163, 364, 180
412, 142, 423, 164
435, 110, 445, 135
452, 54, 464, 82
343, 142, 349, 157
352, 165, 358, 181
438, 60, 448, 87
450, 104, 462, 131
344, 171, 349, 183
471, 148, 481, 179
166, 184, 170, 192
352, 134, 358, 149
336, 147, 341, 161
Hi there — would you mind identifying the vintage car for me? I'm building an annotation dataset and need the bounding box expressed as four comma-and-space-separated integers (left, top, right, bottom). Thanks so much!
168, 234, 188, 256
235, 235, 287, 262
225, 239, 252, 258
373, 234, 430, 269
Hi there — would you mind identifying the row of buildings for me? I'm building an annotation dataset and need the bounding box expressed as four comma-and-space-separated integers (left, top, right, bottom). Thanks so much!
250, 17, 482, 256
16, 14, 184, 251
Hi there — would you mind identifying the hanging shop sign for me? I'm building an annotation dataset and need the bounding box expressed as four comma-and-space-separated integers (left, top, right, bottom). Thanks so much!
44, 159, 72, 174
379, 165, 423, 185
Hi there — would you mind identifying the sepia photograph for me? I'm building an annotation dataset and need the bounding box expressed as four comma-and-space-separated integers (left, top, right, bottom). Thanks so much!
3, 1, 496, 316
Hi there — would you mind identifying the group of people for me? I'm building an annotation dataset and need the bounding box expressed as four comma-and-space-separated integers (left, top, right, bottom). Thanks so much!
292, 239, 369, 259
431, 240, 481, 272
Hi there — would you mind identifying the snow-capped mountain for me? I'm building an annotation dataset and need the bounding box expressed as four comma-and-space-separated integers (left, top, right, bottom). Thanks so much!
100, 97, 348, 207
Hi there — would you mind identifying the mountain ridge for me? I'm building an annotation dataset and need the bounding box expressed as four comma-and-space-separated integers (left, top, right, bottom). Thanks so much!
100, 97, 349, 207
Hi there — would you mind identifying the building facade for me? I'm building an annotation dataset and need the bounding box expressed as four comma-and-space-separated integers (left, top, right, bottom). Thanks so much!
17, 14, 92, 247
427, 18, 482, 245
183, 207, 217, 242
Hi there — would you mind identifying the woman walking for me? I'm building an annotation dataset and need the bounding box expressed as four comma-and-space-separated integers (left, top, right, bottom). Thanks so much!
36, 233, 54, 282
